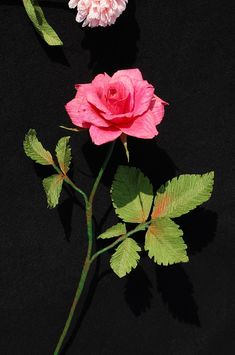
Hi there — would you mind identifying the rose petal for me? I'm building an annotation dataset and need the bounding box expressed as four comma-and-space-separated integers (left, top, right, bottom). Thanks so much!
150, 95, 168, 125
133, 80, 154, 116
112, 69, 143, 81
89, 125, 122, 145
101, 111, 133, 123
92, 73, 111, 88
65, 95, 110, 128
65, 98, 90, 128
86, 86, 109, 114
106, 75, 134, 114
118, 111, 158, 139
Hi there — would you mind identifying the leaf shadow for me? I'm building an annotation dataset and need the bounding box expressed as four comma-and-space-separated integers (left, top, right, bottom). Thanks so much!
155, 265, 200, 326
129, 138, 178, 191
154, 209, 217, 326
81, 0, 139, 75
124, 265, 153, 316
83, 138, 178, 192
35, 32, 70, 67
176, 208, 218, 255
33, 163, 84, 241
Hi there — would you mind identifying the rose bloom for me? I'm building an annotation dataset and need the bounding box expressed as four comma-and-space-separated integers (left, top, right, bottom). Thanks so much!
65, 69, 167, 145
68, 0, 128, 27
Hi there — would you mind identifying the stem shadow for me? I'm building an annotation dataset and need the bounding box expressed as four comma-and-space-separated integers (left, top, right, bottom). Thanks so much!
60, 259, 112, 355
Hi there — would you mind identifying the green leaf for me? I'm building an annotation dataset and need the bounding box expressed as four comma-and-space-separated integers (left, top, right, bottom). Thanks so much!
42, 174, 64, 208
145, 218, 188, 265
111, 166, 154, 223
110, 238, 141, 278
55, 136, 72, 175
152, 172, 214, 219
22, 0, 63, 46
98, 223, 126, 239
23, 129, 54, 165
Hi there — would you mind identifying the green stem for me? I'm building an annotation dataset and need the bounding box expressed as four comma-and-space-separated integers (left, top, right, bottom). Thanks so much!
89, 141, 115, 205
53, 142, 115, 354
53, 257, 91, 355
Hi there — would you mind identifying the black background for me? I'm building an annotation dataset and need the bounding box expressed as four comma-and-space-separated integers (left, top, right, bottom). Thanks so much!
0, 1, 234, 354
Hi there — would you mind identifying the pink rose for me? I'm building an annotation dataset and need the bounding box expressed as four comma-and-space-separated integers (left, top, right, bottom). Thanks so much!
65, 69, 167, 145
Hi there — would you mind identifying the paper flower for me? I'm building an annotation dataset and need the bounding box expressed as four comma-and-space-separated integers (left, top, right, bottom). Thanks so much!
65, 69, 167, 145
68, 0, 128, 27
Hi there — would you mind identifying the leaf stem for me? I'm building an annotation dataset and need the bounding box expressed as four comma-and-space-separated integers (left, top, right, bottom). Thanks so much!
53, 164, 88, 205
90, 221, 151, 264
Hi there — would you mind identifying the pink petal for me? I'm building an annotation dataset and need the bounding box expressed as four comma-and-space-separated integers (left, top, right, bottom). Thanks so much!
112, 69, 143, 81
150, 95, 168, 125
65, 98, 90, 128
107, 75, 135, 114
118, 111, 158, 139
86, 86, 109, 114
133, 80, 154, 116
83, 73, 111, 113
89, 125, 122, 145
65, 97, 110, 128
92, 73, 111, 87
74, 84, 109, 126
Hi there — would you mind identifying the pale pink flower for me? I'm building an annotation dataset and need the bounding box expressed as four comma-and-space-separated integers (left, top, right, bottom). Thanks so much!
65, 69, 168, 145
68, 0, 128, 27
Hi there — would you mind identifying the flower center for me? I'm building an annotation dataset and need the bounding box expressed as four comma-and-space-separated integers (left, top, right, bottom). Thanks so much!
109, 88, 117, 97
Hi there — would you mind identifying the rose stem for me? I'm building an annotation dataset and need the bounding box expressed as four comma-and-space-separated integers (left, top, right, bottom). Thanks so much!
53, 141, 115, 355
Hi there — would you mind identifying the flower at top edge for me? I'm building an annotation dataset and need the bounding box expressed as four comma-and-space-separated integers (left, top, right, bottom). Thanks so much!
68, 0, 128, 27
65, 68, 168, 145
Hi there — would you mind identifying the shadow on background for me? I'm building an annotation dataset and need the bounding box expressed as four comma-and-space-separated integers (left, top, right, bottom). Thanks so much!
36, 36, 70, 66
177, 208, 218, 255
61, 260, 111, 355
81, 0, 139, 74
154, 208, 217, 326
83, 137, 177, 191
124, 265, 153, 316
155, 265, 200, 325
